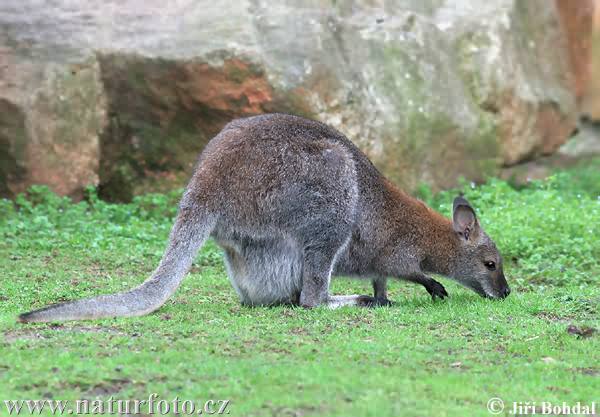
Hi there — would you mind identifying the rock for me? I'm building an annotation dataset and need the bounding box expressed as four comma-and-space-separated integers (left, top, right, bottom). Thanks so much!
0, 0, 587, 200
95, 52, 306, 201
0, 98, 26, 197
582, 0, 600, 119
501, 120, 600, 186
26, 59, 106, 199
566, 324, 596, 338
559, 122, 600, 157
0, 41, 106, 198
555, 0, 594, 104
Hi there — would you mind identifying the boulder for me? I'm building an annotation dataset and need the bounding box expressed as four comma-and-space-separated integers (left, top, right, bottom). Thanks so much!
0, 40, 106, 199
0, 0, 587, 200
582, 0, 600, 119
555, 0, 594, 106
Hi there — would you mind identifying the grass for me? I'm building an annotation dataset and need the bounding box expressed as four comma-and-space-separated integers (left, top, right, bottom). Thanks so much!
0, 160, 599, 416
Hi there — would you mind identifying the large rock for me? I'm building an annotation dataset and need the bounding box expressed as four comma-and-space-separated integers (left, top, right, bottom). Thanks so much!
582, 0, 600, 119
556, 0, 594, 105
0, 38, 106, 198
0, 0, 587, 200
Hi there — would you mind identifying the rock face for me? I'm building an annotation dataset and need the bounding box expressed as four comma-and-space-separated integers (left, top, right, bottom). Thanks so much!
556, 0, 594, 105
0, 0, 589, 200
582, 0, 600, 119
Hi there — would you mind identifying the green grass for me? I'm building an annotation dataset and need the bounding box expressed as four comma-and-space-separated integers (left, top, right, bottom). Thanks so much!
1, 161, 599, 417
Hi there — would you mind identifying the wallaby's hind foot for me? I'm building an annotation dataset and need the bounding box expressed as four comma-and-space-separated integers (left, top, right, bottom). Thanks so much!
325, 295, 394, 309
367, 297, 395, 307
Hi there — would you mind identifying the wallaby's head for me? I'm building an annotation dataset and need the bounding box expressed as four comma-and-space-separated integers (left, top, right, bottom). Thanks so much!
450, 196, 510, 299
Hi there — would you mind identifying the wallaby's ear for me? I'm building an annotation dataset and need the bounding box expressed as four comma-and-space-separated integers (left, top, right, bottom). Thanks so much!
453, 196, 479, 241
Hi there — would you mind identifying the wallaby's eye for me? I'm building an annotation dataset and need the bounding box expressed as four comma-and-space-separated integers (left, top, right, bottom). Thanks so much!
484, 261, 496, 271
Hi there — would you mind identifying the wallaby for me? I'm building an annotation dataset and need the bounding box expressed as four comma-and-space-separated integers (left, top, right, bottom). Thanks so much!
19, 113, 510, 323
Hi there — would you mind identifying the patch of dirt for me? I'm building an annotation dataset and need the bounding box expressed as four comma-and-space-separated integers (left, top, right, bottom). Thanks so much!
266, 346, 293, 355
547, 386, 571, 394
45, 377, 140, 398
15, 381, 49, 392
339, 314, 375, 327
280, 308, 299, 318
449, 361, 470, 371
3, 326, 126, 343
570, 367, 599, 376
376, 358, 399, 367
85, 378, 134, 397
3, 330, 49, 342
288, 327, 310, 336
261, 401, 324, 417
535, 311, 571, 323
566, 324, 596, 338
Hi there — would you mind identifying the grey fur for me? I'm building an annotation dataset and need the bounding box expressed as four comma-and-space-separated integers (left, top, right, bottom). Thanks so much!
19, 114, 509, 323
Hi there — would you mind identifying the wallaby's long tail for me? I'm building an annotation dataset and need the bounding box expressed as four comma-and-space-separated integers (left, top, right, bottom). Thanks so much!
18, 208, 215, 323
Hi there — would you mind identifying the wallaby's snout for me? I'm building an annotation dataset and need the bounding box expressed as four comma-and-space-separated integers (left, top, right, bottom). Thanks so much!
494, 270, 511, 299
484, 267, 510, 299
495, 264, 511, 298
450, 196, 511, 300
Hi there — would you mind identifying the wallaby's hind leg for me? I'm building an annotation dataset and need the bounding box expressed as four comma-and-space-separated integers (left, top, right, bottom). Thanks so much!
299, 228, 352, 308
300, 231, 376, 309
299, 249, 335, 308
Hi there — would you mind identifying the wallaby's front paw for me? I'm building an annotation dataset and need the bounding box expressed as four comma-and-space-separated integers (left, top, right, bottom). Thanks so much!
427, 280, 448, 300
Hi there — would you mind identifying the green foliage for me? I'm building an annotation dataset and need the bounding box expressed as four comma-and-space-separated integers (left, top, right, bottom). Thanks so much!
0, 185, 183, 253
0, 164, 598, 416
551, 157, 600, 197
